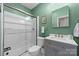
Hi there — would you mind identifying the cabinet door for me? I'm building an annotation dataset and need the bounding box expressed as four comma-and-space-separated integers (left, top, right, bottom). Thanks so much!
44, 42, 65, 56
44, 40, 63, 56
44, 40, 77, 56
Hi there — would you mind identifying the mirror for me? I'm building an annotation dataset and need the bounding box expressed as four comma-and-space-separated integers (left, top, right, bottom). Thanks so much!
52, 6, 69, 27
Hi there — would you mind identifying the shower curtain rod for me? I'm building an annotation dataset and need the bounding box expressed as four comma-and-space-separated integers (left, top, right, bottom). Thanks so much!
4, 5, 36, 18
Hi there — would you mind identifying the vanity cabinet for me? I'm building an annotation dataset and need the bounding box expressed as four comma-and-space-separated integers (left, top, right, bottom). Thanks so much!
44, 39, 77, 56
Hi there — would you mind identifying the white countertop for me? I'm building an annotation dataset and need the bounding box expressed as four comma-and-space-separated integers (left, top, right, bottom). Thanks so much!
45, 36, 78, 46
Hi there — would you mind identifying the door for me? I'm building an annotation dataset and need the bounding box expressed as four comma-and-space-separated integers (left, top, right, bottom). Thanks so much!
25, 16, 37, 50
3, 11, 36, 56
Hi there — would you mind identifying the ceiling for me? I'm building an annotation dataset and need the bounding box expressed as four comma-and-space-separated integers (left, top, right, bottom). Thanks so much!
22, 3, 39, 9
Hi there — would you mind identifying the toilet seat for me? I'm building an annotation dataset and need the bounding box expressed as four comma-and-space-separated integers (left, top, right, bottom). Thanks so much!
28, 46, 41, 52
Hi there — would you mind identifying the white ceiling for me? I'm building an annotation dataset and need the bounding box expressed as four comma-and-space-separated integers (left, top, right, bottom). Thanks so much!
22, 3, 39, 9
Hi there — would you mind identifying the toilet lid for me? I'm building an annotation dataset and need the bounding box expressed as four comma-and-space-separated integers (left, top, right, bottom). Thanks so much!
28, 46, 41, 52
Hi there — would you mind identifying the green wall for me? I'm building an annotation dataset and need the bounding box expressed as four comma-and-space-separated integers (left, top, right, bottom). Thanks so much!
32, 3, 79, 55
52, 6, 69, 27
32, 3, 71, 37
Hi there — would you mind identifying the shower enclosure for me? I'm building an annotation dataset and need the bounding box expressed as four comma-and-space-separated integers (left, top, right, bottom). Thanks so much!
0, 4, 37, 56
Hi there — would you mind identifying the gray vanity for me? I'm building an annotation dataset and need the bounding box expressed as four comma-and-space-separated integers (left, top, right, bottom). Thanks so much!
44, 34, 78, 56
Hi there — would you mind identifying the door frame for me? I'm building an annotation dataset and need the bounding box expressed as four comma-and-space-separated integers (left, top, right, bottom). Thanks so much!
0, 3, 4, 56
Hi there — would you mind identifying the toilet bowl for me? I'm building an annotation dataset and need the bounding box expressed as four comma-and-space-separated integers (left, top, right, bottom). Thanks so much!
21, 46, 41, 56
21, 37, 44, 56
28, 45, 41, 56
27, 37, 44, 56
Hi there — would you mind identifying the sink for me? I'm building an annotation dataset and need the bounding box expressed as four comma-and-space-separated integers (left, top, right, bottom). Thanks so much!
47, 36, 70, 40
45, 34, 78, 46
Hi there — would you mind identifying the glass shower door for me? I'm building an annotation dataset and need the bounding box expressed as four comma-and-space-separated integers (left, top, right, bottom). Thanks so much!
25, 17, 37, 50
4, 11, 27, 56
3, 5, 37, 56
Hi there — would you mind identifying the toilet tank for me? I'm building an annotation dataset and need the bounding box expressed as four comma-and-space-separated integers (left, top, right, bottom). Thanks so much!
37, 37, 44, 47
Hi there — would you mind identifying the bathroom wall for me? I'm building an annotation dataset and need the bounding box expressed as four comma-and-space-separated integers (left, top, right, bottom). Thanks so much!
32, 3, 79, 55
32, 3, 70, 37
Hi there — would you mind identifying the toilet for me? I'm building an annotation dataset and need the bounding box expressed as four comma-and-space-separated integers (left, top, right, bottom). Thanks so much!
28, 45, 41, 56
21, 37, 44, 56
27, 37, 44, 56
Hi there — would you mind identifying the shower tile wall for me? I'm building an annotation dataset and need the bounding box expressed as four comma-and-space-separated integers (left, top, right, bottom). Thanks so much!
4, 11, 26, 55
